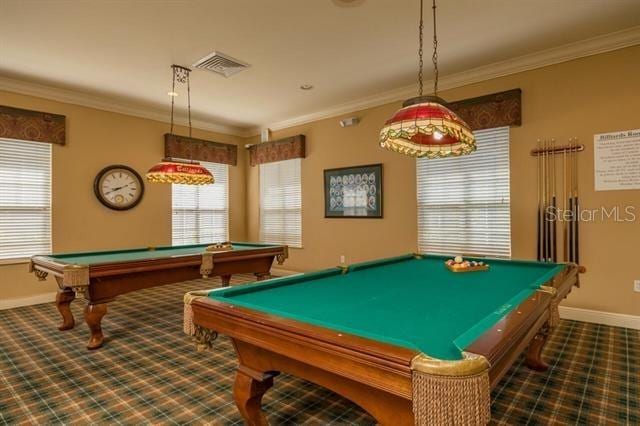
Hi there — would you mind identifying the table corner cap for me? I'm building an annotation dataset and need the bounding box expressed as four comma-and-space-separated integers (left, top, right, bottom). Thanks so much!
411, 352, 490, 377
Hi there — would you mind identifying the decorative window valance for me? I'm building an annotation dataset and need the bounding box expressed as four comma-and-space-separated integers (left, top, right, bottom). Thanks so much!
0, 105, 66, 145
448, 89, 521, 131
249, 134, 306, 166
164, 133, 238, 166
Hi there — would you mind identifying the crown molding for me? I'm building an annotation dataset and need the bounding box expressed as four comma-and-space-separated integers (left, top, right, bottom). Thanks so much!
0, 76, 251, 137
253, 26, 640, 135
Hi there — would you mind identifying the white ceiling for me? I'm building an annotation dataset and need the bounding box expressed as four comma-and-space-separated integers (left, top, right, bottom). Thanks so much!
1, 0, 639, 134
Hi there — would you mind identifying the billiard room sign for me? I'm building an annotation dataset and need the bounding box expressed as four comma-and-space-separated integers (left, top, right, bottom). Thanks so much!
594, 129, 640, 191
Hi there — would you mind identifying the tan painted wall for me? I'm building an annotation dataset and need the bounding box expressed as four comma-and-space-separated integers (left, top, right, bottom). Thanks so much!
247, 46, 640, 316
0, 90, 246, 301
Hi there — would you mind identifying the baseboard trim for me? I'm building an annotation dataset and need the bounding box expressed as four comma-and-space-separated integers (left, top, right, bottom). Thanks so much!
271, 267, 303, 277
0, 292, 56, 310
559, 306, 640, 330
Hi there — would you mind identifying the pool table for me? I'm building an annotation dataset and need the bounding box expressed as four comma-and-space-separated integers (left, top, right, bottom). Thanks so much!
30, 242, 287, 349
188, 253, 578, 425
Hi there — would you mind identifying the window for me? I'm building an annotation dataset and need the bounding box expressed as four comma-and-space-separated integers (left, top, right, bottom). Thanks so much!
417, 126, 511, 257
172, 162, 229, 245
260, 158, 302, 247
0, 138, 52, 260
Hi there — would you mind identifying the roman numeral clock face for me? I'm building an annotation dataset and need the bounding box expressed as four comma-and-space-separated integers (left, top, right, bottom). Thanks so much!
93, 165, 145, 210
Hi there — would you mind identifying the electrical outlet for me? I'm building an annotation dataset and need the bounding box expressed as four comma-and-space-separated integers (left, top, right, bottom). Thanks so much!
634, 280, 640, 293
340, 255, 346, 264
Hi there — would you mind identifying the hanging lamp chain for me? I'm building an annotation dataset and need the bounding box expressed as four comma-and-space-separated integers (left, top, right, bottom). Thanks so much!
417, 0, 424, 96
169, 65, 192, 137
170, 66, 176, 134
187, 68, 192, 138
432, 0, 439, 96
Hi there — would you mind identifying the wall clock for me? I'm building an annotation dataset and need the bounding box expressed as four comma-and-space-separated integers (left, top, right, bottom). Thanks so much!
93, 165, 145, 211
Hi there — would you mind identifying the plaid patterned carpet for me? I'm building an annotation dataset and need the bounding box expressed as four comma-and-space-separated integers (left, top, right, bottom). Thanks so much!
0, 275, 638, 425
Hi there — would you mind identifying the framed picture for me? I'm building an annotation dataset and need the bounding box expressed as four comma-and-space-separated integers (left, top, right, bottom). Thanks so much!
324, 163, 383, 218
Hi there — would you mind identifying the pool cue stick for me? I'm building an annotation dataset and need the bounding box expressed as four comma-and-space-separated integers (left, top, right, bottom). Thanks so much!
539, 139, 545, 262
540, 139, 544, 261
562, 143, 568, 261
545, 139, 551, 262
540, 140, 544, 262
571, 139, 577, 263
570, 139, 576, 263
551, 139, 557, 262
543, 138, 548, 262
536, 139, 542, 262
544, 139, 551, 262
568, 139, 574, 262
574, 139, 580, 266
540, 139, 547, 262
546, 139, 552, 262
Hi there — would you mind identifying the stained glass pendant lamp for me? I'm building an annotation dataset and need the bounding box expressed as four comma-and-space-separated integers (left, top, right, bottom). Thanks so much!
379, 0, 476, 159
146, 65, 214, 185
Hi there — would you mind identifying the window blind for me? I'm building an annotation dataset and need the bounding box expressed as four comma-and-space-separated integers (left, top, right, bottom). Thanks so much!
172, 162, 229, 245
0, 138, 52, 260
417, 126, 511, 257
260, 158, 302, 247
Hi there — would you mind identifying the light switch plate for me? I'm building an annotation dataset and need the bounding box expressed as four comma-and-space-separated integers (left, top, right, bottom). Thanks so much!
634, 280, 640, 293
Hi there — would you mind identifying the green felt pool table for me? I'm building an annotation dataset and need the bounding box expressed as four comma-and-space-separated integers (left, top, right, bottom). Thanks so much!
30, 242, 288, 349
188, 253, 578, 425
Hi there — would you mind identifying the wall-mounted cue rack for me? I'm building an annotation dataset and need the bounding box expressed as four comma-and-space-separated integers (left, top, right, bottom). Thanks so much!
531, 138, 585, 271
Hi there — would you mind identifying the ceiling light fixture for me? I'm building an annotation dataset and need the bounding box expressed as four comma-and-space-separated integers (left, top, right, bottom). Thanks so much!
379, 0, 476, 159
146, 65, 214, 185
300, 84, 314, 90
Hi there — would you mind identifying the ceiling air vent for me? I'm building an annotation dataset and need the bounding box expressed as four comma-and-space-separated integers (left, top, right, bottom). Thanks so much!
192, 51, 250, 78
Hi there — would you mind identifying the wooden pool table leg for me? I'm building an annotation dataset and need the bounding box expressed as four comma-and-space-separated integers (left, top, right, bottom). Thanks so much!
525, 325, 550, 371
220, 275, 232, 287
233, 366, 277, 426
255, 272, 271, 281
55, 289, 76, 331
84, 303, 107, 350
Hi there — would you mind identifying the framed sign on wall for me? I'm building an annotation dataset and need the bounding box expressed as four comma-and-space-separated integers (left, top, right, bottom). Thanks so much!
594, 129, 640, 191
324, 163, 383, 218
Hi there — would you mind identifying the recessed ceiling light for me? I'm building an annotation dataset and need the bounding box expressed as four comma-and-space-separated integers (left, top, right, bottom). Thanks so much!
167, 91, 178, 97
300, 84, 314, 90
